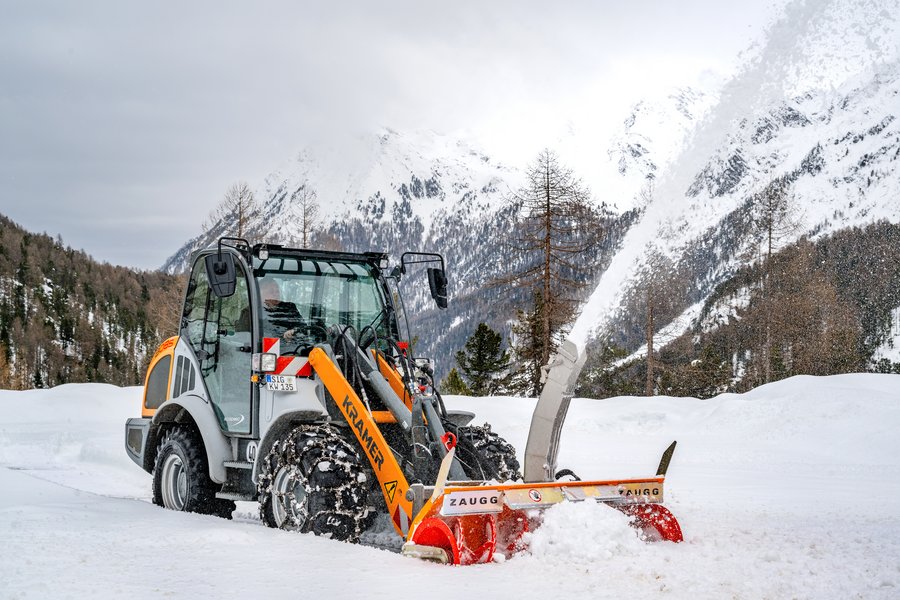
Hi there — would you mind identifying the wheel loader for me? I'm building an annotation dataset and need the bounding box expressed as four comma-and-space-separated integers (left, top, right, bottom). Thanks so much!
125, 237, 682, 565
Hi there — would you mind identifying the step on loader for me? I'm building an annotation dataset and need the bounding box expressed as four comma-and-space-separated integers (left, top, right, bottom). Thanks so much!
125, 238, 682, 565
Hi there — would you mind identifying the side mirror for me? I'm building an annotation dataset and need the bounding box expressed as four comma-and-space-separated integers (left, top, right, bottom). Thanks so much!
205, 253, 236, 298
426, 267, 448, 309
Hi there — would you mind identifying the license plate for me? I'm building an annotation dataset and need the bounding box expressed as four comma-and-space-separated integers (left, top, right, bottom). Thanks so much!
265, 374, 297, 392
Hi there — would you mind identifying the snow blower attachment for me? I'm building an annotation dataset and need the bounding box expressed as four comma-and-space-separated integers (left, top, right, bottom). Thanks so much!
124, 239, 682, 567
397, 341, 683, 564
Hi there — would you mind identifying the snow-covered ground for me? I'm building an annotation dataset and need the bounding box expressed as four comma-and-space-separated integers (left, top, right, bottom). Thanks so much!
2, 375, 899, 598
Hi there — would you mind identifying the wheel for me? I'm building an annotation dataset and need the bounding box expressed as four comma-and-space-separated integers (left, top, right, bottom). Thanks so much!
450, 422, 522, 482
257, 423, 371, 541
152, 426, 235, 518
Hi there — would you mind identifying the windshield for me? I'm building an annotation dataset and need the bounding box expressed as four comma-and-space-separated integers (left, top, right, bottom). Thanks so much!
253, 255, 391, 349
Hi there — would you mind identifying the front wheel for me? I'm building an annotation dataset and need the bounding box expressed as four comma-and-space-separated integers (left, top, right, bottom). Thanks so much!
257, 423, 371, 541
152, 427, 235, 518
451, 423, 522, 482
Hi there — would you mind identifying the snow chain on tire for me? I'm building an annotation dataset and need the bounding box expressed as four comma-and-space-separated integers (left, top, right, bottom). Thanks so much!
452, 422, 522, 482
151, 426, 235, 519
258, 423, 371, 541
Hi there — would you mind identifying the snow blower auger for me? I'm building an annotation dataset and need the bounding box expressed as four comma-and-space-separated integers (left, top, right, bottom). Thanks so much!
124, 238, 682, 567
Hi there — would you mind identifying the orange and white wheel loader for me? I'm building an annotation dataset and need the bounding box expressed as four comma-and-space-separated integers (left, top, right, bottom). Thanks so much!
125, 237, 682, 565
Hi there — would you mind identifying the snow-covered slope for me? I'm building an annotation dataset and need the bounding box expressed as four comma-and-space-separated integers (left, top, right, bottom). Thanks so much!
597, 86, 719, 212
571, 0, 900, 350
162, 129, 520, 273
2, 375, 899, 597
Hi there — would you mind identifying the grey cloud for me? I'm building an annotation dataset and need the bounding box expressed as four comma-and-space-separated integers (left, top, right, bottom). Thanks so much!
0, 0, 779, 269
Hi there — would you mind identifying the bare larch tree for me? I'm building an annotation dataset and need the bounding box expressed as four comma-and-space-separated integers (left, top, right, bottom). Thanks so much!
638, 250, 680, 396
291, 184, 321, 248
751, 176, 801, 383
504, 148, 596, 394
206, 181, 258, 240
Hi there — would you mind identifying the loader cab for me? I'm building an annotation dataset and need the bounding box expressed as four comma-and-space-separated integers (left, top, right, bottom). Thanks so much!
179, 243, 406, 437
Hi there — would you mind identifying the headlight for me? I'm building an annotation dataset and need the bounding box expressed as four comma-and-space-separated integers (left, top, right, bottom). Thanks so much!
261, 353, 277, 372
252, 353, 278, 372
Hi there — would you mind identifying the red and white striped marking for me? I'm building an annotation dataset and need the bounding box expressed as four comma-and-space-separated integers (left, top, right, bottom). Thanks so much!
264, 337, 311, 376
263, 337, 281, 356
274, 356, 312, 377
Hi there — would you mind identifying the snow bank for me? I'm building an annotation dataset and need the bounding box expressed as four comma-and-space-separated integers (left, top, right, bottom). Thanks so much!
2, 374, 899, 598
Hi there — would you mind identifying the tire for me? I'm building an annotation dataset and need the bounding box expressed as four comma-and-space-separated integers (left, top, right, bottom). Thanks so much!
152, 426, 235, 519
257, 423, 370, 541
452, 423, 521, 482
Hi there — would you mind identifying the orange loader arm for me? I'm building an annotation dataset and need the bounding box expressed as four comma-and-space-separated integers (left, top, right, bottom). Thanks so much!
308, 347, 415, 536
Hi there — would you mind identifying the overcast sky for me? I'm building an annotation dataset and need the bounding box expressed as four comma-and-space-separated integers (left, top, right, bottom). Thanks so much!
0, 1, 781, 270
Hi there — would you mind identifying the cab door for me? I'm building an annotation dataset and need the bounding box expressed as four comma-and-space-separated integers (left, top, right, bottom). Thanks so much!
182, 256, 253, 434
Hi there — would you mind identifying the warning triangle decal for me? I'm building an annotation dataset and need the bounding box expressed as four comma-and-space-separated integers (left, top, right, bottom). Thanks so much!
384, 480, 398, 503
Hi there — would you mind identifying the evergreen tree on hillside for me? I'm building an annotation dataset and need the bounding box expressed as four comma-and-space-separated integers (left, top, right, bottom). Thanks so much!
575, 342, 643, 399
508, 293, 548, 396
441, 367, 471, 395
0, 213, 183, 389
682, 345, 731, 398
455, 323, 510, 396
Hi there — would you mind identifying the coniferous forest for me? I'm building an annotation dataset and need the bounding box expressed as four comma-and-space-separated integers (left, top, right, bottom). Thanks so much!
2, 210, 899, 396
577, 220, 900, 399
0, 214, 183, 389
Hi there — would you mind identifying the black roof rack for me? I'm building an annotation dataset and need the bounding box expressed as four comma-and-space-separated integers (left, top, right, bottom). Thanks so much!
251, 243, 388, 266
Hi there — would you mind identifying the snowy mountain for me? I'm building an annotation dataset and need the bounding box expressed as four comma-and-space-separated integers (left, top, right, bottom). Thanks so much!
163, 0, 900, 384
597, 86, 719, 211
162, 129, 519, 272
161, 130, 533, 372
160, 93, 712, 376
571, 0, 900, 355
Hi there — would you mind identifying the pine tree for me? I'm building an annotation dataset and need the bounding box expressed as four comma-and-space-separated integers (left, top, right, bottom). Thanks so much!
441, 367, 471, 395
455, 323, 510, 396
575, 342, 641, 399
688, 345, 732, 398
509, 293, 546, 397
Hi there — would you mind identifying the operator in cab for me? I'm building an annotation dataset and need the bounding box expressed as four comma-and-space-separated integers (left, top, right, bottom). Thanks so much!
259, 278, 305, 341
238, 278, 305, 342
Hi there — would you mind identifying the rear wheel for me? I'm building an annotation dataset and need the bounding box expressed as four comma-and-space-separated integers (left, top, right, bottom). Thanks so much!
152, 427, 235, 518
451, 423, 521, 482
258, 423, 370, 541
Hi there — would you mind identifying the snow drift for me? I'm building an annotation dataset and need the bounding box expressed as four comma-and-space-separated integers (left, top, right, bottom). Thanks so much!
2, 374, 899, 598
